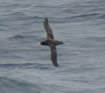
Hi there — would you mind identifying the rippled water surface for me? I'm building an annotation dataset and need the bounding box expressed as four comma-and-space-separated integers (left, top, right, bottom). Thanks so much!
0, 0, 105, 93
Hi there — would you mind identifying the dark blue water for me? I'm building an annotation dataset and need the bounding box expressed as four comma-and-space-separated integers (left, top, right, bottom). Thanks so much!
0, 0, 105, 93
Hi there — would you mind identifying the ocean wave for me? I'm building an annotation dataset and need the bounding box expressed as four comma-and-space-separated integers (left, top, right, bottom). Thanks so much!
0, 76, 41, 93
85, 36, 105, 42
8, 34, 40, 41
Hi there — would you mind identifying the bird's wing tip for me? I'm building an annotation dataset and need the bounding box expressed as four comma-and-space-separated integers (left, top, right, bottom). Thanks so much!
45, 17, 48, 23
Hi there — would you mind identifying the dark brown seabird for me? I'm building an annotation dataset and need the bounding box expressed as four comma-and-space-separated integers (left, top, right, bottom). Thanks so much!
40, 18, 63, 67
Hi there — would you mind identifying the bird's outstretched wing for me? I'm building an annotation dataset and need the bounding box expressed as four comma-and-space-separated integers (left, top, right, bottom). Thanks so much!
43, 18, 54, 39
49, 43, 58, 67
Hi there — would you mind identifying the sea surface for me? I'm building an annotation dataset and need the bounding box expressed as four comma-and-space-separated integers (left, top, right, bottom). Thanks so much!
0, 0, 105, 93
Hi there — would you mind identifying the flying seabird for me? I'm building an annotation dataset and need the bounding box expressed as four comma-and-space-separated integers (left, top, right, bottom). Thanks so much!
40, 18, 63, 67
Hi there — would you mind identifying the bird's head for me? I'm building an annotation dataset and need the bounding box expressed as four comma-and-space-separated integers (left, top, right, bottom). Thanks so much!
40, 40, 48, 45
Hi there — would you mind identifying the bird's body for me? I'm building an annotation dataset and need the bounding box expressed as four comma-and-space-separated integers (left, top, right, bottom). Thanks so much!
40, 18, 63, 67
41, 39, 63, 46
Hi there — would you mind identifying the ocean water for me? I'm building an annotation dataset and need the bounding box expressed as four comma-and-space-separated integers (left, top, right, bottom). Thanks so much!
0, 0, 105, 93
